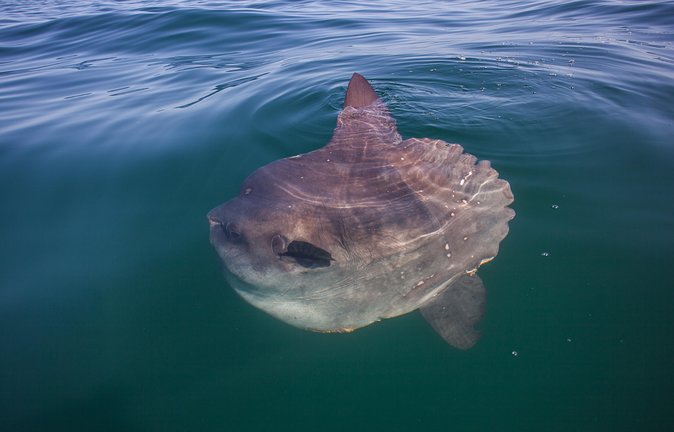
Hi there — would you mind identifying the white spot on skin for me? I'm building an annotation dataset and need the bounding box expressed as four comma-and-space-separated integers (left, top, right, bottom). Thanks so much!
463, 236, 468, 241
400, 157, 405, 160
444, 243, 450, 250
446, 253, 452, 258
459, 170, 473, 186
415, 280, 425, 287
450, 212, 455, 217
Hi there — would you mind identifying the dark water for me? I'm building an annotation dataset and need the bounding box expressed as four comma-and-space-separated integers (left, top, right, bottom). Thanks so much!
2, 1, 673, 430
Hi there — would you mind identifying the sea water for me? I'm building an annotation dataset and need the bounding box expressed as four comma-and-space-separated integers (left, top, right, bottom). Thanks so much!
1, 1, 673, 430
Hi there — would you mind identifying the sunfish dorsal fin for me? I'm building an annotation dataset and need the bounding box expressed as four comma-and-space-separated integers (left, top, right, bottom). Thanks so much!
324, 73, 400, 159
343, 73, 379, 108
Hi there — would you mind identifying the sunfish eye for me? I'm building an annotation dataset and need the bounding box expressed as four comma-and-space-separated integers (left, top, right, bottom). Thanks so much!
280, 240, 333, 269
222, 222, 242, 242
271, 234, 288, 255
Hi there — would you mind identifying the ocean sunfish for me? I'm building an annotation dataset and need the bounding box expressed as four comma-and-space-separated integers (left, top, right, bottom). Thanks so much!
208, 73, 514, 349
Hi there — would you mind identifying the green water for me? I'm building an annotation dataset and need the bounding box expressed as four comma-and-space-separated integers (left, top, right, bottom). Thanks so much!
1, 1, 673, 431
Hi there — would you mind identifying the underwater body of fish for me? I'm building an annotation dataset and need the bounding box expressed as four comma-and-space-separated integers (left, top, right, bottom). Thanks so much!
208, 73, 514, 348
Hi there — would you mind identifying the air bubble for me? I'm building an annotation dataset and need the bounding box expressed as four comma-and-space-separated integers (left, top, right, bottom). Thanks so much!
541, 252, 549, 257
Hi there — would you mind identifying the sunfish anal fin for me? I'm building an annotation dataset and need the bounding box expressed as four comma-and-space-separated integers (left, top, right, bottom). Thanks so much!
420, 274, 486, 349
343, 73, 379, 108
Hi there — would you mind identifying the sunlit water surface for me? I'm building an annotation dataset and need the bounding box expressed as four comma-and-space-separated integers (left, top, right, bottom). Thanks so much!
1, 1, 673, 431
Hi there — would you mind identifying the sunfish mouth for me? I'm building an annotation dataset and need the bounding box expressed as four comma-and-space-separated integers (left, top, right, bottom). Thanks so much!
207, 215, 219, 227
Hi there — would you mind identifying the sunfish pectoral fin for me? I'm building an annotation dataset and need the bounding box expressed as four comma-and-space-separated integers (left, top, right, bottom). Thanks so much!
419, 274, 486, 349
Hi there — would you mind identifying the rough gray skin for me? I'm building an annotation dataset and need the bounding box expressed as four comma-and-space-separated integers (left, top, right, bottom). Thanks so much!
208, 73, 514, 348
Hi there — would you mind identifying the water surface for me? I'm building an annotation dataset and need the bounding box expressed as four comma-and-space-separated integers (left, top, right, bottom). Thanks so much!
1, 1, 673, 431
